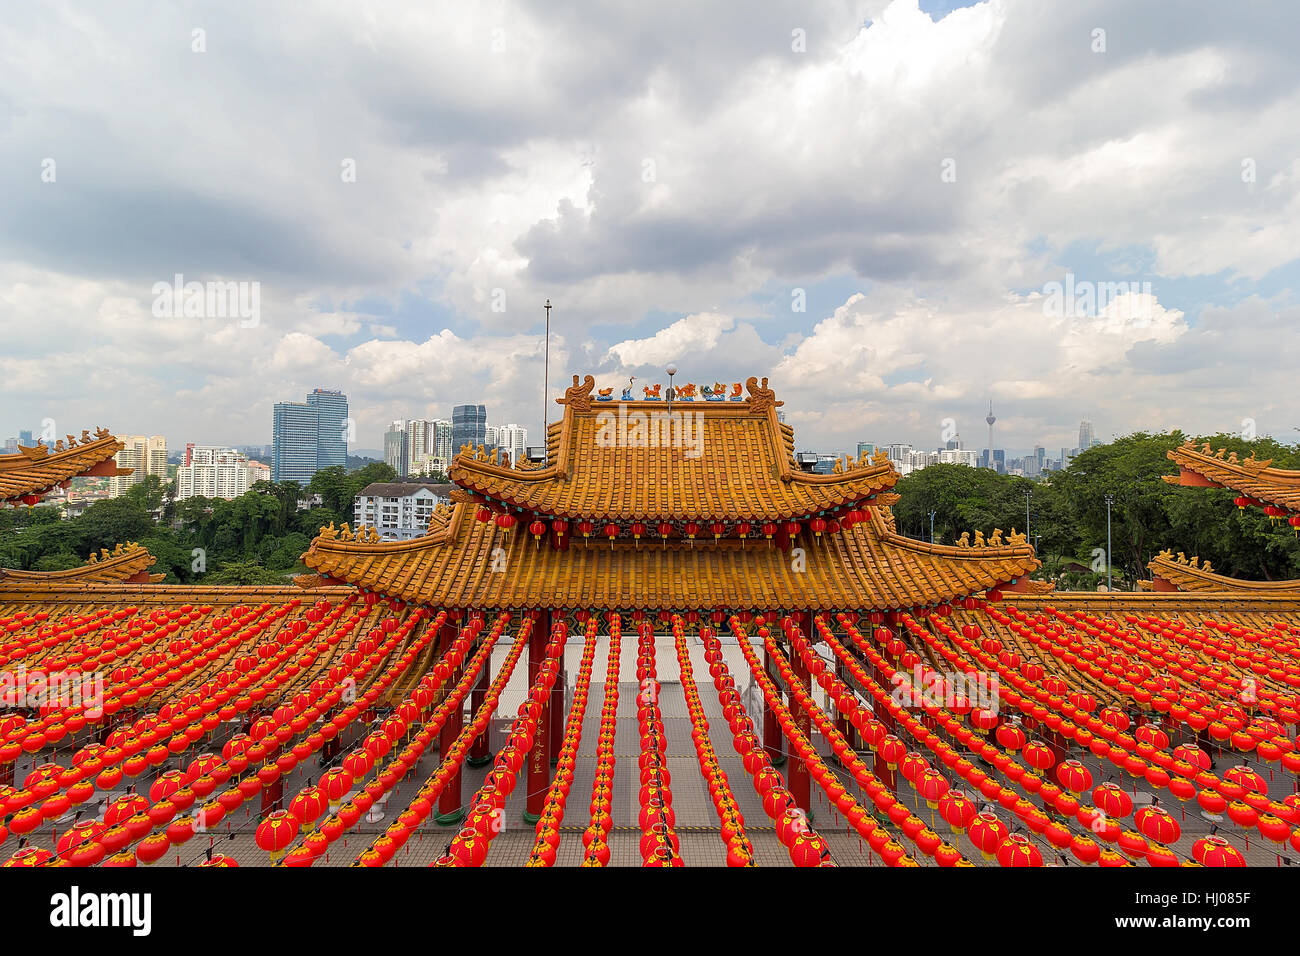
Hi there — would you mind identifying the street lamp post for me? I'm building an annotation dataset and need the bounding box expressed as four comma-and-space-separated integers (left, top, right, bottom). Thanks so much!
666, 363, 677, 413
928, 509, 937, 544
1025, 489, 1032, 541
1104, 493, 1114, 592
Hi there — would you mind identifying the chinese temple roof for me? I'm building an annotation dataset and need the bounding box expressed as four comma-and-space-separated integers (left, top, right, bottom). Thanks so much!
450, 375, 897, 522
1147, 550, 1300, 594
0, 542, 161, 588
0, 428, 131, 506
1166, 439, 1300, 512
299, 491, 1039, 611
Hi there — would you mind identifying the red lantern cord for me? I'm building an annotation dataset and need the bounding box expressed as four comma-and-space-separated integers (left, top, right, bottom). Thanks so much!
526, 617, 600, 866
636, 623, 682, 867
445, 619, 566, 866
580, 616, 622, 866
672, 618, 754, 866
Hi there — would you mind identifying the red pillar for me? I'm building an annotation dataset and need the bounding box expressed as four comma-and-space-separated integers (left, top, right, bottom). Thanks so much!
260, 776, 283, 816
466, 647, 492, 768
435, 619, 466, 826
523, 610, 551, 823
787, 630, 811, 813
763, 643, 785, 766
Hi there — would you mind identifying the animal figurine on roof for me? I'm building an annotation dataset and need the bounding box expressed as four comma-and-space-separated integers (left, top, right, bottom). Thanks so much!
597, 387, 613, 401
643, 384, 662, 400
622, 377, 636, 400
729, 382, 743, 400
677, 383, 696, 400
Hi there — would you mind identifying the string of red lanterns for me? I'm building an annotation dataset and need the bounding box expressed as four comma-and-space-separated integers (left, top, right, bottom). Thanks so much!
635, 622, 682, 867
272, 612, 503, 867
673, 618, 754, 866
443, 619, 566, 866
527, 616, 600, 866
914, 611, 1297, 865
581, 615, 622, 866
340, 612, 523, 867
113, 600, 431, 867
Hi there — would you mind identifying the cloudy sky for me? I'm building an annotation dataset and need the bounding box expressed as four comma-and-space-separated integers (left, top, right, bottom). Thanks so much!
2, 0, 1298, 459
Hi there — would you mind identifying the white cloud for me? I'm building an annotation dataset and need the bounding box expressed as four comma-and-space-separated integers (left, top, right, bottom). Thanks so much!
2, 0, 1299, 457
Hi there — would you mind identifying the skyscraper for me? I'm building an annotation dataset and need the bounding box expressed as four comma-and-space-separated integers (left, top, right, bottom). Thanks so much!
452, 404, 487, 457
308, 388, 349, 471
384, 421, 408, 476
1079, 420, 1095, 450
272, 389, 349, 483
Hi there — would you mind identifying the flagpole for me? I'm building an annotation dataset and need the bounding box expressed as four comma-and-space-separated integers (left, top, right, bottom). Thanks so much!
543, 299, 551, 448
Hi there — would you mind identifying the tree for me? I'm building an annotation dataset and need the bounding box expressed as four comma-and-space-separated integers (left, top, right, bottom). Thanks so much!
76, 497, 154, 557
307, 462, 397, 526
123, 474, 169, 513
892, 465, 1038, 546
206, 559, 291, 585
251, 480, 302, 536
33, 552, 84, 572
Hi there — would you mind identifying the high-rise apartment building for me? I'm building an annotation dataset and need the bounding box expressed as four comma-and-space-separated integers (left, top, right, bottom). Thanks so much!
434, 420, 452, 464
494, 424, 528, 467
176, 447, 258, 500
1079, 420, 1095, 451
386, 418, 455, 478
110, 436, 168, 496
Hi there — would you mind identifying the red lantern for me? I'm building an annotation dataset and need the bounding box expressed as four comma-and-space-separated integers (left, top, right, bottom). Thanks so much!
494, 513, 516, 532
1193, 835, 1246, 867
255, 810, 300, 863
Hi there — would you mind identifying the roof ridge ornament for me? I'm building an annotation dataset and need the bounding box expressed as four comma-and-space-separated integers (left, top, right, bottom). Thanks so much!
745, 376, 783, 413
557, 374, 596, 412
